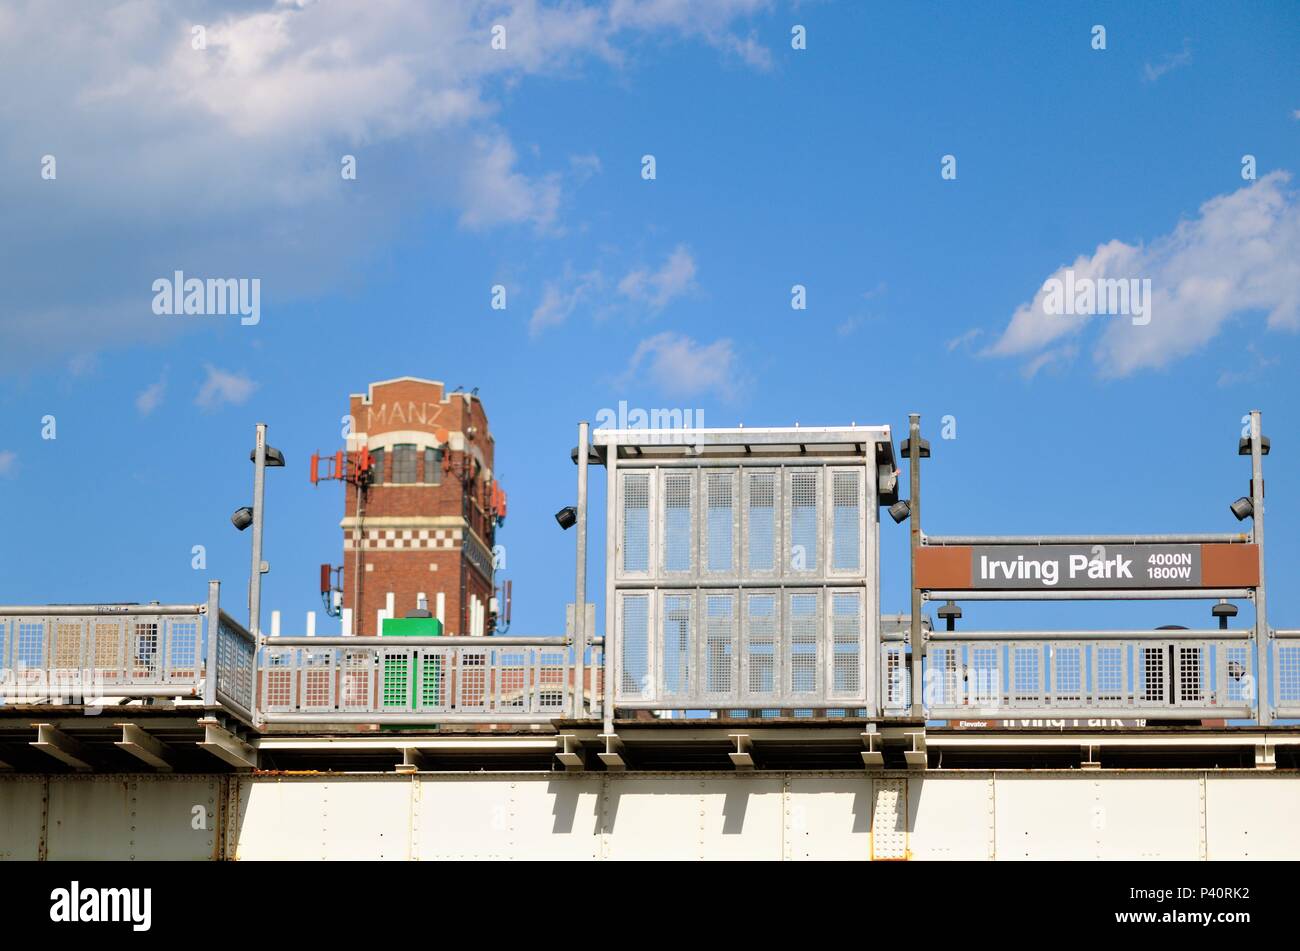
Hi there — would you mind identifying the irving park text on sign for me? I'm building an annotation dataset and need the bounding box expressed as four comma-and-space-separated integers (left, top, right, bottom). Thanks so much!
974, 545, 1200, 589
914, 543, 1259, 591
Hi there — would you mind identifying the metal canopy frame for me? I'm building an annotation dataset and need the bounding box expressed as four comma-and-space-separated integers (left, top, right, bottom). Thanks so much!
595, 425, 894, 731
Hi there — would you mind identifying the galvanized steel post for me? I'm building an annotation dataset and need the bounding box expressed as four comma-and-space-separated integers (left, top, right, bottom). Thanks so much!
1250, 409, 1271, 726
574, 420, 590, 719
908, 413, 924, 720
204, 580, 221, 706
249, 423, 268, 636
604, 435, 618, 736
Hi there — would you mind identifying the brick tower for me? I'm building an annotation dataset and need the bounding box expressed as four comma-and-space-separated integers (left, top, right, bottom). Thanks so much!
339, 378, 502, 636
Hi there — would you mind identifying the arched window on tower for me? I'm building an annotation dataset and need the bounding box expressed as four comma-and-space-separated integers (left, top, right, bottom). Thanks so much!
423, 447, 443, 485
392, 444, 418, 483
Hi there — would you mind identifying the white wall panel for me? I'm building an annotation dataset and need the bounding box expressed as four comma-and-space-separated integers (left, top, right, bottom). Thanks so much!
1206, 775, 1300, 859
787, 776, 871, 860
236, 778, 411, 860
3, 770, 1299, 861
0, 780, 45, 860
909, 775, 994, 860
417, 775, 602, 861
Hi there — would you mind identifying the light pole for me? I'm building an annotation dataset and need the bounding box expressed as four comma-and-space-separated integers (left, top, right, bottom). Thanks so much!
232, 422, 285, 635
249, 423, 269, 635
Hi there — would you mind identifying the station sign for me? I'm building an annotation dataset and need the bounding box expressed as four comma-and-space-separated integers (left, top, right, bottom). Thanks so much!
915, 543, 1258, 591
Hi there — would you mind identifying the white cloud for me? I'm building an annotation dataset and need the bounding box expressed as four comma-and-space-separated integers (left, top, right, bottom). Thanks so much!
1216, 342, 1280, 387
136, 377, 166, 416
1143, 41, 1192, 82
529, 268, 605, 337
986, 172, 1300, 378
1021, 344, 1078, 381
68, 353, 99, 377
569, 153, 603, 183
196, 365, 257, 410
0, 451, 16, 477
0, 0, 770, 370
946, 328, 982, 352
617, 245, 696, 309
459, 134, 562, 231
621, 331, 743, 400
609, 0, 773, 68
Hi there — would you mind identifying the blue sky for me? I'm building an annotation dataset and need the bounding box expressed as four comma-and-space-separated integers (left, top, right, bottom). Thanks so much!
1, 0, 1298, 640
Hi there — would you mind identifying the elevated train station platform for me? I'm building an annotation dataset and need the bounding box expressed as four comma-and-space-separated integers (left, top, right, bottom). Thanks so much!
2, 412, 1297, 860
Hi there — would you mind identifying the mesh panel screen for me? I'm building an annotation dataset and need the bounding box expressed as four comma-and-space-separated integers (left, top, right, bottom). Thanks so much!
1278, 646, 1300, 704
1224, 646, 1250, 703
790, 471, 818, 572
1013, 645, 1040, 701
747, 472, 776, 571
1142, 647, 1165, 702
622, 473, 650, 573
1096, 645, 1124, 701
1177, 646, 1203, 702
970, 645, 1000, 705
621, 594, 649, 697
830, 591, 861, 694
663, 474, 692, 572
788, 593, 818, 695
746, 594, 777, 694
706, 473, 733, 572
1053, 645, 1082, 701
17, 622, 43, 668
705, 594, 735, 695
831, 471, 860, 571
662, 594, 692, 697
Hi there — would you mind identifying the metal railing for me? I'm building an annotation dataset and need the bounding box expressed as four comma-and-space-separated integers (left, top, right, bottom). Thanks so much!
0, 581, 590, 727
918, 632, 1255, 720
0, 604, 208, 705
1273, 630, 1300, 719
2, 595, 1285, 725
4, 596, 1299, 726
256, 637, 579, 724
212, 611, 257, 721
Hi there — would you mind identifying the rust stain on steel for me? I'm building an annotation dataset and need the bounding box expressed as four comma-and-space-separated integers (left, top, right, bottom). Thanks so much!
252, 769, 326, 776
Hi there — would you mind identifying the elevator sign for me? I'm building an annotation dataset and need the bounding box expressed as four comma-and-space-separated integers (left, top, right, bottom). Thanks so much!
914, 542, 1259, 591
973, 545, 1200, 589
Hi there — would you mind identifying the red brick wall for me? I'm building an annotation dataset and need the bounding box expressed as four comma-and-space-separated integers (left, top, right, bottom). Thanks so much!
340, 378, 498, 636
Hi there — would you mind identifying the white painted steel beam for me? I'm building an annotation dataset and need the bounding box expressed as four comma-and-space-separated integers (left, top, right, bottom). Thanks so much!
114, 723, 174, 771
556, 734, 584, 770
861, 731, 884, 768
30, 723, 92, 771
197, 718, 257, 770
728, 734, 754, 770
596, 733, 625, 770
0, 769, 1299, 860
